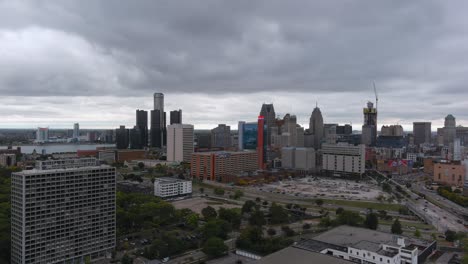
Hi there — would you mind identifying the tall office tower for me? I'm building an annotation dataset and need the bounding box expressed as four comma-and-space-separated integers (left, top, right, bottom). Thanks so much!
136, 109, 148, 147
259, 103, 276, 145
443, 114, 456, 146
115, 125, 129, 149
309, 106, 324, 149
35, 127, 49, 143
238, 121, 245, 150
73, 123, 80, 139
151, 93, 165, 148
167, 124, 194, 162
361, 101, 377, 146
413, 122, 432, 146
129, 126, 143, 149
211, 124, 231, 149
336, 124, 352, 135
11, 158, 116, 264
257, 116, 266, 169
170, 110, 182, 125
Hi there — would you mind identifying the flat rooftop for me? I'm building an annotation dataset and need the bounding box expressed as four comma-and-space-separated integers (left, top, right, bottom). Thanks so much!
155, 177, 190, 183
311, 226, 430, 250
258, 246, 351, 264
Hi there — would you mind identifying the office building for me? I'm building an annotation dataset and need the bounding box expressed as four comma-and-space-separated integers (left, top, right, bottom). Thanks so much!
309, 106, 324, 149
167, 124, 194, 162
151, 93, 166, 148
297, 226, 436, 264
413, 122, 431, 146
154, 177, 192, 198
281, 147, 315, 171
195, 131, 211, 149
0, 153, 16, 167
211, 124, 231, 149
258, 116, 266, 169
362, 101, 377, 146
129, 126, 143, 149
115, 125, 129, 149
322, 143, 366, 177
434, 161, 465, 187
238, 121, 258, 151
136, 109, 148, 147
11, 158, 116, 264
336, 124, 352, 135
260, 103, 276, 145
380, 125, 403, 137
35, 127, 49, 143
191, 151, 258, 182
170, 109, 182, 125
73, 123, 79, 139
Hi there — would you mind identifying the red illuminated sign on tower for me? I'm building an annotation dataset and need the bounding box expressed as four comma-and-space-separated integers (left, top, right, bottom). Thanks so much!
257, 115, 265, 169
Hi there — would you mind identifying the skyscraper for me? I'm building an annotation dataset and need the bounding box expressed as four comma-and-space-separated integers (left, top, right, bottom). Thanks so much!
309, 106, 324, 149
116, 125, 129, 149
170, 109, 182, 125
11, 158, 116, 263
136, 109, 148, 147
167, 124, 194, 162
257, 115, 266, 169
443, 114, 456, 146
211, 124, 231, 149
260, 103, 276, 145
413, 122, 431, 146
151, 93, 166, 148
35, 127, 49, 143
361, 101, 377, 146
73, 123, 79, 139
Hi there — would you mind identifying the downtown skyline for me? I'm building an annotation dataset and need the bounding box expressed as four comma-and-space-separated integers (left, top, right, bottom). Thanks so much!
1, 1, 468, 129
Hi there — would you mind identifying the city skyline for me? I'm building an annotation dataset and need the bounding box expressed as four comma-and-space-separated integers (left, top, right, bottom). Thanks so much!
1, 1, 468, 129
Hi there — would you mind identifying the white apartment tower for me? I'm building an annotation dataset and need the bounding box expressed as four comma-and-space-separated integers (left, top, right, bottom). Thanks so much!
11, 158, 116, 264
73, 123, 80, 139
167, 124, 194, 162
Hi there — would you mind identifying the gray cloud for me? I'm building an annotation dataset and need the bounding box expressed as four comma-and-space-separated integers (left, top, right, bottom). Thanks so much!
0, 0, 467, 129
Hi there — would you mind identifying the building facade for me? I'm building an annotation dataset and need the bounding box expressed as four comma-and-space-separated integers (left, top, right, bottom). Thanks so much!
0, 153, 16, 167
281, 147, 315, 171
154, 177, 192, 198
11, 158, 116, 264
322, 143, 366, 176
191, 151, 258, 182
136, 109, 148, 147
169, 109, 182, 125
413, 122, 431, 146
362, 102, 377, 146
259, 103, 276, 145
309, 106, 324, 149
115, 125, 129, 149
211, 124, 231, 149
167, 124, 194, 162
433, 161, 465, 187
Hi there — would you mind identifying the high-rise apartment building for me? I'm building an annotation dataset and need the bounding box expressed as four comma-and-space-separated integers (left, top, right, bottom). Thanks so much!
170, 110, 182, 125
35, 127, 49, 143
136, 109, 148, 147
11, 158, 116, 264
309, 106, 324, 149
151, 93, 166, 148
259, 104, 276, 145
361, 102, 377, 146
211, 124, 231, 149
413, 122, 431, 146
73, 123, 79, 139
167, 124, 194, 162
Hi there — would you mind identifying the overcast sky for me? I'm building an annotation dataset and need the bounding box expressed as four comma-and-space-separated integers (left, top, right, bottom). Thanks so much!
1, 0, 467, 131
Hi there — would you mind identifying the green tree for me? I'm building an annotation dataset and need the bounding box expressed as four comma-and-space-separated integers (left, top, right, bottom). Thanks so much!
281, 226, 295, 237
364, 211, 379, 230
255, 197, 261, 203
315, 199, 324, 207
202, 206, 217, 220
241, 200, 256, 214
203, 219, 232, 240
218, 207, 242, 229
267, 228, 276, 236
249, 209, 266, 226
138, 162, 145, 169
199, 187, 204, 194
302, 223, 311, 230
382, 182, 392, 193
185, 213, 199, 229
233, 190, 244, 200
445, 230, 457, 242
269, 203, 289, 224
202, 237, 228, 258
335, 207, 345, 215
391, 218, 403, 234
337, 210, 363, 226
414, 229, 421, 238
214, 188, 225, 196
121, 254, 133, 264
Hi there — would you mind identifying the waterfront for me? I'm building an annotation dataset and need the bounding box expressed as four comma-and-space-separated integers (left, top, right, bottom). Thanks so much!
0, 144, 115, 154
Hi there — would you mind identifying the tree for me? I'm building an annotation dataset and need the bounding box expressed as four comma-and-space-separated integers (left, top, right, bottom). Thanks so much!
138, 162, 145, 170
233, 190, 244, 200
214, 188, 225, 196
249, 209, 266, 226
199, 187, 204, 194
185, 213, 199, 229
337, 210, 363, 227
218, 207, 242, 229
414, 229, 421, 238
336, 207, 344, 215
364, 211, 379, 230
203, 219, 232, 240
302, 223, 311, 230
445, 230, 457, 242
315, 199, 324, 207
202, 206, 217, 220
255, 197, 261, 203
269, 203, 289, 224
281, 226, 295, 237
202, 237, 228, 258
267, 228, 277, 236
382, 182, 392, 193
121, 254, 133, 264
391, 218, 403, 234
242, 200, 256, 214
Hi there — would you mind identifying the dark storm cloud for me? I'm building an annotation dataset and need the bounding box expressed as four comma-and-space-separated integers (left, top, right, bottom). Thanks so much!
0, 0, 467, 128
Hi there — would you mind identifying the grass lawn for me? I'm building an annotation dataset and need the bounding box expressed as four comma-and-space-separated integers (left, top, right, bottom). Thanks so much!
380, 220, 435, 230
321, 199, 404, 211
